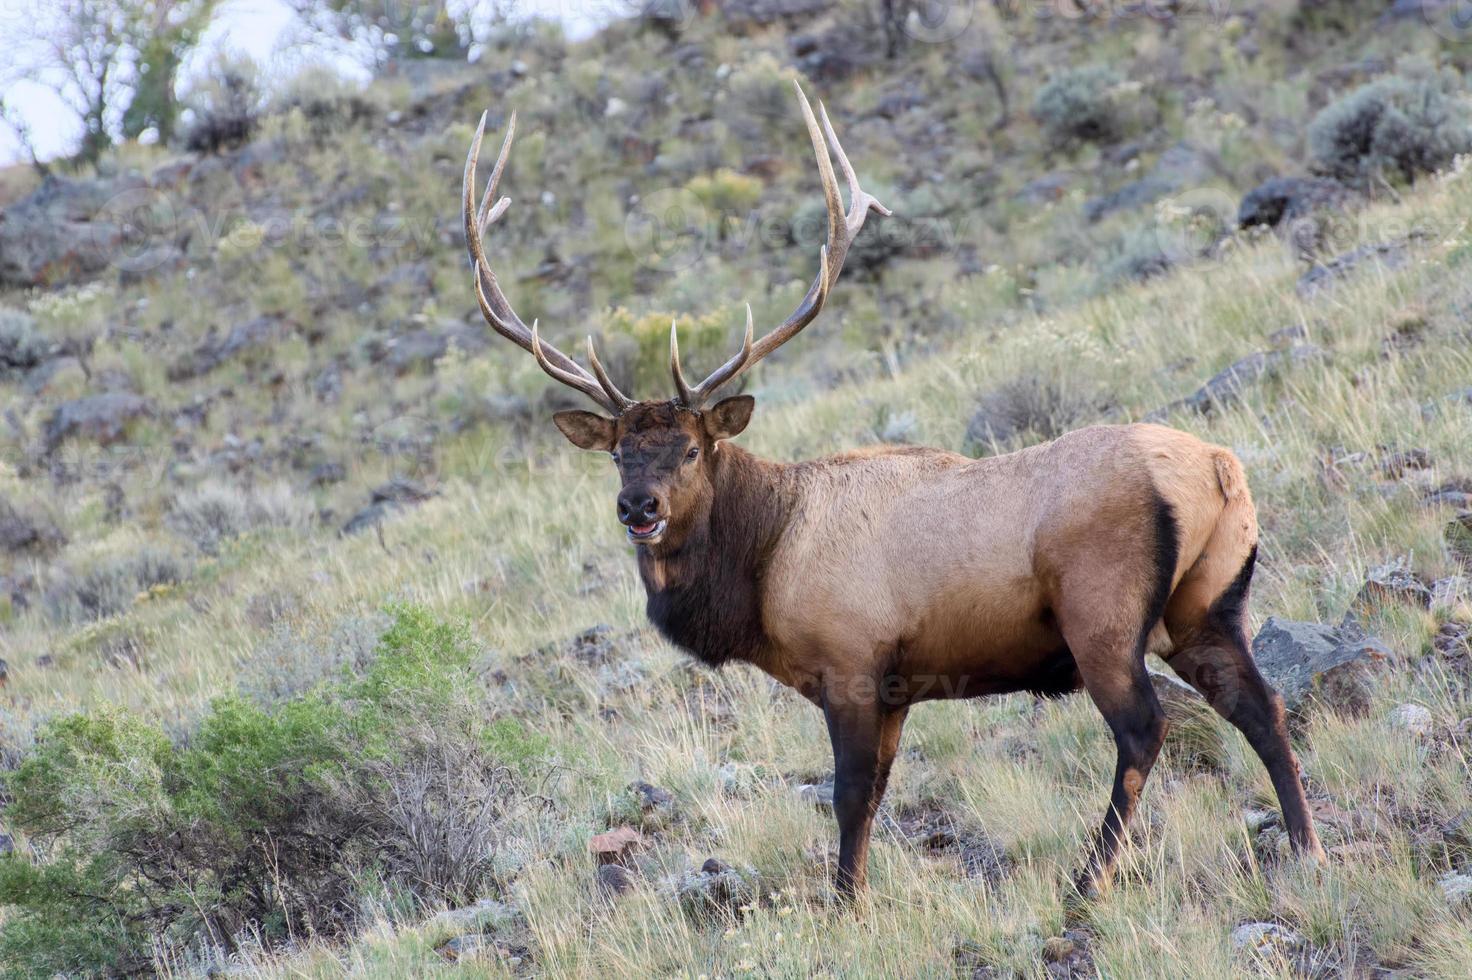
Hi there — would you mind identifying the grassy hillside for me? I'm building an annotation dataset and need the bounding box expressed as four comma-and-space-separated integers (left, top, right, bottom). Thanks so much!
2, 3, 1472, 977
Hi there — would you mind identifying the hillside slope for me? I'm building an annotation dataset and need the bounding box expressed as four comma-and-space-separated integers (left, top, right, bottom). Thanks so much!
1, 3, 1471, 977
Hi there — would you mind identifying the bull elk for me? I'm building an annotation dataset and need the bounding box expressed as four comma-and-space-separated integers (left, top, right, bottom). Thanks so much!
462, 84, 1326, 897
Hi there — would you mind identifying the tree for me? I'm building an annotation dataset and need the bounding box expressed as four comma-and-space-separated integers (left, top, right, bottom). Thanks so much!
2, 0, 216, 165
122, 1, 219, 145
283, 0, 516, 70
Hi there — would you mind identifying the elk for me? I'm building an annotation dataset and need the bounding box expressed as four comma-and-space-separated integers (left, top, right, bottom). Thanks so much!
462, 85, 1326, 898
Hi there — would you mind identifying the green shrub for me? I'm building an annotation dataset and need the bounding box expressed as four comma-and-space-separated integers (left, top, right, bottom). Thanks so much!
1032, 65, 1129, 147
1307, 70, 1472, 186
0, 605, 543, 977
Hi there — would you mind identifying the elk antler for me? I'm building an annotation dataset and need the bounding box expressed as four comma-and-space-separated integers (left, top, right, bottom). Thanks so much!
464, 111, 635, 416
669, 82, 891, 409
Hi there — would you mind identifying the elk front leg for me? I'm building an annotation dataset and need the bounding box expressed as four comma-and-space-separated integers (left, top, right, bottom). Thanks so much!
822, 690, 906, 898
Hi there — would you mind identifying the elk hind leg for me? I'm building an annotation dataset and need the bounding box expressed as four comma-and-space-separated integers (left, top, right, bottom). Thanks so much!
1165, 550, 1326, 860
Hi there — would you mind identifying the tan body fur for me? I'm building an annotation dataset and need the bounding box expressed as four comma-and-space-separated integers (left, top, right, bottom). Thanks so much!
751, 424, 1254, 701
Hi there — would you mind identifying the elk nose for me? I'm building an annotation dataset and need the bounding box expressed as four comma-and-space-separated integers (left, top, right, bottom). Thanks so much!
617, 489, 661, 526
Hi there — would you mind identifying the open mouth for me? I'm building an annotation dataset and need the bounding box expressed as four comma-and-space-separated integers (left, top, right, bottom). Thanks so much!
625, 519, 667, 543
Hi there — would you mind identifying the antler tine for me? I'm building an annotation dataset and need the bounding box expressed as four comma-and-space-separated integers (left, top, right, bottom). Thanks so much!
587, 335, 635, 411
669, 320, 696, 407
674, 84, 887, 408
463, 111, 624, 415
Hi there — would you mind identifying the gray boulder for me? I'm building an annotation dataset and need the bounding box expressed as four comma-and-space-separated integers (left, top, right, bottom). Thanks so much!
1251, 617, 1392, 716
44, 392, 152, 453
1238, 176, 1351, 230
1147, 345, 1326, 420
0, 174, 178, 288
1297, 238, 1417, 297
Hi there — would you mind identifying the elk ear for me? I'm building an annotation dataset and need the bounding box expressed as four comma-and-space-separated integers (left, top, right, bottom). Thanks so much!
704, 395, 755, 442
552, 411, 617, 452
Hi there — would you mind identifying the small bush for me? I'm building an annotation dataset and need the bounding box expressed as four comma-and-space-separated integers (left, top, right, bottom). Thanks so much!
272, 65, 377, 141
1308, 70, 1472, 186
964, 375, 1114, 452
0, 308, 50, 378
0, 606, 547, 976
1032, 65, 1131, 147
183, 55, 262, 154
43, 546, 192, 623
167, 480, 313, 555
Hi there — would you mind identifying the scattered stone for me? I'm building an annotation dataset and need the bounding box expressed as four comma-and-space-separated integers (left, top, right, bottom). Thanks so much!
167, 315, 289, 381
589, 826, 645, 866
1432, 621, 1469, 659
893, 802, 1013, 883
1238, 176, 1352, 230
1446, 511, 1472, 562
436, 934, 498, 963
1040, 936, 1075, 963
310, 461, 346, 486
44, 392, 152, 453
0, 498, 65, 554
674, 858, 758, 922
1379, 448, 1432, 479
1147, 346, 1327, 420
1148, 669, 1209, 722
628, 780, 674, 812
1355, 558, 1432, 610
1438, 870, 1472, 906
1297, 238, 1417, 298
1016, 171, 1074, 205
339, 478, 439, 535
795, 780, 835, 811
597, 863, 638, 897
1389, 703, 1434, 738
0, 833, 12, 855
427, 897, 515, 933
549, 624, 624, 664
1231, 922, 1305, 956
1251, 617, 1392, 716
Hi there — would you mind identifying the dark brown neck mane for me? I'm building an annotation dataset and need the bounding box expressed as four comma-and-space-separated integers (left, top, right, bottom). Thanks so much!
636, 445, 792, 668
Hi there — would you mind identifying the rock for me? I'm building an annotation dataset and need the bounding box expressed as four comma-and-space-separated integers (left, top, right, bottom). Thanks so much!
168, 316, 289, 381
371, 321, 488, 374
1356, 558, 1432, 610
0, 659, 7, 689
1446, 510, 1472, 562
339, 478, 439, 535
1251, 617, 1392, 716
1297, 239, 1416, 298
1389, 703, 1434, 737
721, 0, 831, 26
0, 308, 53, 378
1431, 577, 1468, 608
1238, 176, 1351, 230
795, 780, 835, 811
589, 826, 645, 866
628, 780, 674, 811
597, 863, 638, 897
427, 897, 514, 933
436, 934, 497, 962
0, 833, 12, 855
0, 174, 159, 288
1149, 346, 1326, 420
1439, 870, 1472, 906
310, 461, 346, 486
45, 392, 152, 453
1084, 176, 1175, 223
1231, 922, 1305, 956
1041, 936, 1076, 964
0, 498, 65, 554
1379, 448, 1432, 479
1016, 172, 1074, 205
675, 858, 758, 922
1148, 669, 1209, 721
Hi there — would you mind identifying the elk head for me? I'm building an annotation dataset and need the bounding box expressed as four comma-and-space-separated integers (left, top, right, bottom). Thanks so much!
463, 83, 889, 549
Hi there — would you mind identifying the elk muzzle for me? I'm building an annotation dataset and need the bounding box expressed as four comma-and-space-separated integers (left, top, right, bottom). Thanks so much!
617, 486, 667, 543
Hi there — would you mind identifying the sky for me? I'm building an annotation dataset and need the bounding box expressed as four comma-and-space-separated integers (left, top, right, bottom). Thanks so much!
0, 0, 616, 165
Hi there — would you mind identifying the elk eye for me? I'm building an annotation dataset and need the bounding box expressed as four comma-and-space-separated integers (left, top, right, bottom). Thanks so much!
610, 451, 620, 464
686, 447, 699, 461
